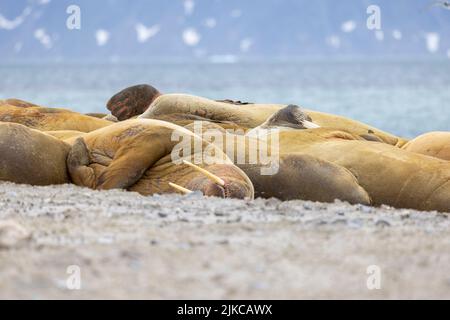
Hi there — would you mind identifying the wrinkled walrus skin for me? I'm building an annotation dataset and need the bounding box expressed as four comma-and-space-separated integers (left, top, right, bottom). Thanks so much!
0, 123, 71, 185
139, 94, 407, 146
402, 132, 450, 161
65, 119, 254, 199
0, 104, 112, 132
276, 129, 450, 212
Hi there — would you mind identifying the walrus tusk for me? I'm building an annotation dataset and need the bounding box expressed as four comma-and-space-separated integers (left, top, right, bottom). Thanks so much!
169, 182, 193, 194
303, 120, 321, 129
182, 160, 226, 186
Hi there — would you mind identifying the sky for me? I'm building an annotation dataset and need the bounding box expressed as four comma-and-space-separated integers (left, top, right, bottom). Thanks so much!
0, 0, 450, 62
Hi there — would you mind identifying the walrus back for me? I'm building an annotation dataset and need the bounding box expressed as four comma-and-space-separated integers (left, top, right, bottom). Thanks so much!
0, 105, 112, 132
0, 123, 71, 185
142, 94, 406, 146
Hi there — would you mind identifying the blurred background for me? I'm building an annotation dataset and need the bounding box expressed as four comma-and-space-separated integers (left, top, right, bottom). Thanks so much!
0, 0, 449, 137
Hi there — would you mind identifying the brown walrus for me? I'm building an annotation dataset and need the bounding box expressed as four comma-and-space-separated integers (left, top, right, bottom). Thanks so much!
65, 119, 254, 199
0, 104, 112, 132
402, 132, 450, 161
137, 93, 406, 146
0, 123, 70, 185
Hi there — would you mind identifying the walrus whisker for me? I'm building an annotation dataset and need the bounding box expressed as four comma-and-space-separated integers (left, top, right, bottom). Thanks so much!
168, 182, 193, 195
182, 160, 226, 186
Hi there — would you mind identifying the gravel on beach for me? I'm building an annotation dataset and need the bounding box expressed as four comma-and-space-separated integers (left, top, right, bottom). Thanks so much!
0, 182, 449, 299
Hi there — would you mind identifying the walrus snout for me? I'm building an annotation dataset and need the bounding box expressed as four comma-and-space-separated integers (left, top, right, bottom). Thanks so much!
183, 164, 254, 200
186, 177, 253, 200
107, 84, 161, 121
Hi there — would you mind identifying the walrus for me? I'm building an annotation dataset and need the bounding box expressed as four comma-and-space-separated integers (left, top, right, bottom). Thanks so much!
185, 106, 450, 212
248, 108, 450, 212
43, 114, 239, 141
279, 129, 450, 212
0, 123, 70, 185
137, 93, 407, 146
0, 104, 112, 132
107, 84, 161, 121
246, 104, 320, 138
402, 132, 450, 161
105, 85, 405, 145
65, 119, 254, 199
182, 118, 371, 205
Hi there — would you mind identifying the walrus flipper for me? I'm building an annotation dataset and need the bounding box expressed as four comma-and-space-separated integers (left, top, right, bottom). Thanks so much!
239, 154, 371, 205
67, 137, 97, 189
95, 139, 168, 190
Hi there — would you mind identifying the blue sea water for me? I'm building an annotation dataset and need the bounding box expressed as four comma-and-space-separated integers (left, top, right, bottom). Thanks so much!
0, 60, 449, 138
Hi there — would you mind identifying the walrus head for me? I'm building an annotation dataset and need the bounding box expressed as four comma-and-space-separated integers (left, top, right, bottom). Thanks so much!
262, 104, 319, 130
107, 84, 161, 121
247, 104, 320, 137
170, 161, 254, 200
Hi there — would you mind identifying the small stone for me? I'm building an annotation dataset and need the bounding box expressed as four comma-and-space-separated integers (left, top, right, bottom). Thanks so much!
214, 211, 227, 217
331, 218, 347, 225
375, 219, 391, 227
0, 220, 31, 249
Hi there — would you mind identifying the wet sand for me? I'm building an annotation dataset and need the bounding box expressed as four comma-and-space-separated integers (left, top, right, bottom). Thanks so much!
0, 182, 449, 299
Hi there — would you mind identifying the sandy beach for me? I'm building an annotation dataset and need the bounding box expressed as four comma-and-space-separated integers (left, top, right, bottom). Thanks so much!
0, 182, 449, 299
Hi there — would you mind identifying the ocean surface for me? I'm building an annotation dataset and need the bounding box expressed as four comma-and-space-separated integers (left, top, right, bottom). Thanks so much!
0, 60, 449, 138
